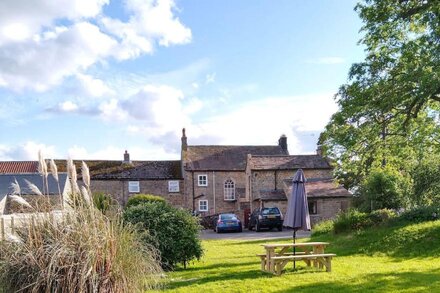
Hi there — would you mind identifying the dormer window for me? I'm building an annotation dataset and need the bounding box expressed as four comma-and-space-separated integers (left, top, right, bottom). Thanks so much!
198, 174, 208, 186
224, 179, 235, 201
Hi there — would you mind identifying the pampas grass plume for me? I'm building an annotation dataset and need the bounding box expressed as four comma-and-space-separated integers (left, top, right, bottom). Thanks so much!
81, 161, 90, 188
9, 194, 33, 209
10, 178, 21, 195
80, 186, 91, 205
49, 159, 59, 182
24, 179, 43, 196
38, 150, 48, 178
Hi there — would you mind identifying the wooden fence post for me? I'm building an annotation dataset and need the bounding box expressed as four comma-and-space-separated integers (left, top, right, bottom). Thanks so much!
11, 216, 14, 235
1, 218, 4, 241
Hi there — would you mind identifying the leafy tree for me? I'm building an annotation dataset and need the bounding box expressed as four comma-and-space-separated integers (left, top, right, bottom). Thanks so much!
319, 0, 440, 190
123, 201, 203, 270
412, 155, 440, 206
356, 168, 411, 212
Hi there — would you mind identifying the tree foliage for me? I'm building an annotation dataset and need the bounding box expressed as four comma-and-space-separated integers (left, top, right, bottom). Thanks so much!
123, 201, 203, 270
320, 0, 440, 189
412, 154, 440, 206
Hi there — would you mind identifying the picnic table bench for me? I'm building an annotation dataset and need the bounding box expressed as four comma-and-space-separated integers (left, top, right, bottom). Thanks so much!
259, 242, 336, 275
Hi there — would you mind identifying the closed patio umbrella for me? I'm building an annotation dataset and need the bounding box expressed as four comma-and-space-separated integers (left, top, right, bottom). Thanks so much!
283, 168, 311, 269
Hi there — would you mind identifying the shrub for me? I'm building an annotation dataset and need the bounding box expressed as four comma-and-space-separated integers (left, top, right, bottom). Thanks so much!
0, 158, 163, 292
126, 194, 166, 208
334, 209, 371, 233
124, 201, 203, 270
357, 168, 410, 212
412, 158, 440, 206
398, 205, 440, 223
93, 192, 118, 214
312, 219, 334, 236
368, 208, 397, 225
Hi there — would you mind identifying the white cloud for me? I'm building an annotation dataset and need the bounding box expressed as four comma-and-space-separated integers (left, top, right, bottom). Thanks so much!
0, 0, 191, 91
0, 22, 116, 91
306, 57, 345, 65
66, 144, 176, 160
190, 93, 338, 154
59, 101, 79, 112
205, 72, 216, 84
101, 0, 191, 60
75, 73, 114, 98
0, 141, 57, 160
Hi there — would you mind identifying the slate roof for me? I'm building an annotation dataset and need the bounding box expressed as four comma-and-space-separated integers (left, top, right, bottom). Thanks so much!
0, 174, 68, 201
0, 161, 39, 173
284, 177, 351, 198
249, 155, 332, 170
254, 189, 287, 201
70, 160, 183, 180
184, 145, 288, 171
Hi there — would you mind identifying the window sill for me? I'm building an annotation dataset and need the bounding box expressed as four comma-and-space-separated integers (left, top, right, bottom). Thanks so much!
224, 199, 237, 202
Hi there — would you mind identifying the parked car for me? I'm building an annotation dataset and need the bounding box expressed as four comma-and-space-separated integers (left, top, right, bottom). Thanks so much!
248, 207, 283, 232
213, 213, 243, 233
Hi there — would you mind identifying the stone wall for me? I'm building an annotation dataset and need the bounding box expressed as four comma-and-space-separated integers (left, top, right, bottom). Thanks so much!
90, 179, 186, 209
308, 197, 351, 225
183, 170, 248, 220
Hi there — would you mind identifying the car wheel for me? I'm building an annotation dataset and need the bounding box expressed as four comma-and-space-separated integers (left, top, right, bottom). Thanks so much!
256, 221, 261, 232
278, 225, 283, 232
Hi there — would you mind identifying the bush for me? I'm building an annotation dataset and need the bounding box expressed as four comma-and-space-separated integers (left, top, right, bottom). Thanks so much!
368, 208, 397, 225
357, 168, 410, 212
334, 209, 371, 233
126, 194, 166, 208
0, 159, 162, 292
123, 201, 203, 270
412, 158, 440, 206
398, 205, 440, 223
312, 219, 334, 236
93, 192, 118, 214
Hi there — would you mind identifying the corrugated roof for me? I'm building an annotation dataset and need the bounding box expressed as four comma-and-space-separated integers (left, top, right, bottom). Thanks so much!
0, 161, 39, 173
249, 155, 332, 170
185, 145, 288, 171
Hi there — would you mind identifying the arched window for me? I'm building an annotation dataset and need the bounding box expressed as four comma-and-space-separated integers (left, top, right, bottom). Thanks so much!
224, 179, 235, 200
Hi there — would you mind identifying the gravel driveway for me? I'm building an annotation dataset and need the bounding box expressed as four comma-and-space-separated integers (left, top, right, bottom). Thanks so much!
200, 228, 311, 240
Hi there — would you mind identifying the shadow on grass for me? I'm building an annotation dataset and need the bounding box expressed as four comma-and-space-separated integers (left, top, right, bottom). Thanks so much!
164, 268, 268, 290
274, 269, 440, 292
174, 261, 258, 272
311, 221, 440, 259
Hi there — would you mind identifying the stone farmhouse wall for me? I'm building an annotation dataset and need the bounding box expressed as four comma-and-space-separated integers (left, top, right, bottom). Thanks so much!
91, 179, 186, 208
308, 197, 351, 225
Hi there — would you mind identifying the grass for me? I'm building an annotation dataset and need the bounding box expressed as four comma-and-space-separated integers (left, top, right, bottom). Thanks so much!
153, 220, 440, 292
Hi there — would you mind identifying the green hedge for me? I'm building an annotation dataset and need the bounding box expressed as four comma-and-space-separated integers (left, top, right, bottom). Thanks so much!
125, 194, 165, 208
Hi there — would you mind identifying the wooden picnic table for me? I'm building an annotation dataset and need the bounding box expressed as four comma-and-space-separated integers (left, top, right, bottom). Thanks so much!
258, 242, 335, 275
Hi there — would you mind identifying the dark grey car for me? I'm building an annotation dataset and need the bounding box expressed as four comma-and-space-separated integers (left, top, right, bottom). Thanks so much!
248, 207, 283, 232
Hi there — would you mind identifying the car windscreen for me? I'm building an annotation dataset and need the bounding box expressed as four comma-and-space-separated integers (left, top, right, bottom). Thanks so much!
261, 208, 280, 215
220, 214, 237, 220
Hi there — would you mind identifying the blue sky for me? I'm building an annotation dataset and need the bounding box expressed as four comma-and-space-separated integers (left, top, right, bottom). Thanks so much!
0, 0, 364, 161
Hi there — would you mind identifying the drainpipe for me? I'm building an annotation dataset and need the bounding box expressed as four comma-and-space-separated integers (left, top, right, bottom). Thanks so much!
192, 171, 195, 212
213, 171, 216, 214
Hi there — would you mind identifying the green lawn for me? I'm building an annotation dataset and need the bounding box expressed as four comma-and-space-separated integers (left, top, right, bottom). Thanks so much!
153, 220, 440, 292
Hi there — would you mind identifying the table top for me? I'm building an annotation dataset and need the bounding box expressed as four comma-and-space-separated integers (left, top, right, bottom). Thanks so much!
262, 242, 329, 248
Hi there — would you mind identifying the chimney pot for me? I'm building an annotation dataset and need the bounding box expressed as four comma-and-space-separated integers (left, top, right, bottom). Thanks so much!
181, 128, 188, 151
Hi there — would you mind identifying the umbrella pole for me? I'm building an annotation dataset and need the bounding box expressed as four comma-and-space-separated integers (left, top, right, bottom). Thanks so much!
293, 229, 296, 270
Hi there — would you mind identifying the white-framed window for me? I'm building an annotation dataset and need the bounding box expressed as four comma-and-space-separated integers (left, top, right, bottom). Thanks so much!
168, 180, 180, 192
199, 200, 208, 212
198, 174, 208, 186
224, 179, 235, 200
128, 181, 140, 193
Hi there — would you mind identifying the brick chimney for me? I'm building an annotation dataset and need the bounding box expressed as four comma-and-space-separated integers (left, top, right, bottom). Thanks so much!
123, 150, 131, 164
278, 134, 288, 154
181, 128, 188, 151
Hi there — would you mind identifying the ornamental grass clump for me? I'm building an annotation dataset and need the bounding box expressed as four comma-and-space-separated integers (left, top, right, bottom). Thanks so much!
0, 157, 163, 292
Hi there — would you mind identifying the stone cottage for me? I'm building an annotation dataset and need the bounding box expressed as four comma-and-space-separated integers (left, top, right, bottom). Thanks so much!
0, 129, 351, 226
